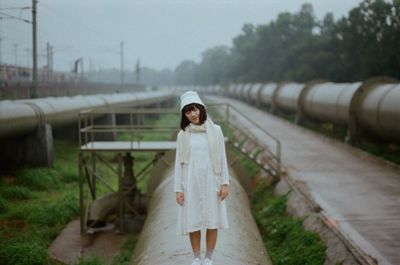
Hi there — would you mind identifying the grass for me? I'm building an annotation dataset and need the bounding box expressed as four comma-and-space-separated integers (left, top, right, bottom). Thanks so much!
17, 168, 62, 191
111, 233, 140, 265
359, 140, 400, 165
0, 139, 83, 265
251, 180, 327, 265
0, 196, 7, 214
0, 185, 33, 200
72, 255, 104, 265
0, 236, 51, 265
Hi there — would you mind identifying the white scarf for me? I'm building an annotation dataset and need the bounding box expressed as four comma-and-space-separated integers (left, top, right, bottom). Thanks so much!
178, 118, 221, 175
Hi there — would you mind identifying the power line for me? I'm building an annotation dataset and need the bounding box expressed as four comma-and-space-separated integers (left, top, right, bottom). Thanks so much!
0, 11, 31, 23
0, 7, 31, 10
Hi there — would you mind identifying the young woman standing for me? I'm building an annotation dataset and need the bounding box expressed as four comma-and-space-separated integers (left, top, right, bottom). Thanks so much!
174, 91, 230, 265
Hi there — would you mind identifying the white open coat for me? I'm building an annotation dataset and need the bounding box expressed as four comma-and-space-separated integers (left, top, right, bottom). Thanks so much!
174, 125, 230, 236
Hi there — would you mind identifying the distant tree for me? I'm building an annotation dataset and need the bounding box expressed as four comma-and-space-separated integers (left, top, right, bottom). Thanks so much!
174, 60, 198, 85
335, 0, 400, 80
173, 0, 400, 85
229, 24, 258, 82
196, 45, 231, 85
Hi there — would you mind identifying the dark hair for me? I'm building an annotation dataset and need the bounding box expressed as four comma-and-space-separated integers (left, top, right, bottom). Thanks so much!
180, 103, 207, 130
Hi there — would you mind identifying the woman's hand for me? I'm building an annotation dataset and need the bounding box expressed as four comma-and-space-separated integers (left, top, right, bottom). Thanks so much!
218, 184, 229, 201
176, 192, 184, 206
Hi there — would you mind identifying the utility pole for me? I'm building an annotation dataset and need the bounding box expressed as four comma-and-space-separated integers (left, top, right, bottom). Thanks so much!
135, 58, 140, 83
120, 41, 124, 92
46, 42, 50, 81
0, 17, 3, 65
50, 45, 53, 81
31, 0, 38, 98
13, 44, 18, 66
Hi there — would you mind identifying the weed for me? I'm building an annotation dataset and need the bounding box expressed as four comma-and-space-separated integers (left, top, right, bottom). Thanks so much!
18, 168, 62, 191
27, 193, 79, 227
72, 255, 104, 265
251, 180, 326, 265
0, 235, 50, 265
0, 185, 33, 200
0, 196, 7, 214
112, 233, 140, 265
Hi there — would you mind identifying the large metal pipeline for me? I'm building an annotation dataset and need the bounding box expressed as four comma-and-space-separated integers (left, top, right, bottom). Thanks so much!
131, 151, 272, 265
350, 78, 400, 141
258, 83, 278, 107
188, 77, 400, 143
274, 82, 304, 113
248, 83, 263, 103
299, 82, 362, 126
0, 91, 173, 138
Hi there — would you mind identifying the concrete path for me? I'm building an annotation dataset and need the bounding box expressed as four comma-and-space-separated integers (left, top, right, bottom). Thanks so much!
206, 95, 400, 265
48, 219, 127, 264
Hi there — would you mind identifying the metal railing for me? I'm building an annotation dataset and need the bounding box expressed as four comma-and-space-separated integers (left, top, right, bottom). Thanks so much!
208, 103, 282, 180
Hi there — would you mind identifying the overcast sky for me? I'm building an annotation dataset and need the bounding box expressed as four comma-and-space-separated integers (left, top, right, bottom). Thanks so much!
1, 0, 364, 72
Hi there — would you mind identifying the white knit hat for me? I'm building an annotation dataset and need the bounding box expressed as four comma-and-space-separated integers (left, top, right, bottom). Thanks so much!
180, 91, 205, 111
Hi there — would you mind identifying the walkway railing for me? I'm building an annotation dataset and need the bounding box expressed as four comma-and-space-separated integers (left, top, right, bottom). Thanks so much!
208, 103, 282, 181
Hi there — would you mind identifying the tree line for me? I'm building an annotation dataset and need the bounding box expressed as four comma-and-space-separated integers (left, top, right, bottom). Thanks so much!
172, 0, 400, 85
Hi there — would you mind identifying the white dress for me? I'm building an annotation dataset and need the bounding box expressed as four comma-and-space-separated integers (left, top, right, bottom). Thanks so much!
174, 126, 230, 236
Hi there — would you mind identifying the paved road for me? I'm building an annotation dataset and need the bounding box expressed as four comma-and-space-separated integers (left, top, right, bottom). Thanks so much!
206, 95, 400, 265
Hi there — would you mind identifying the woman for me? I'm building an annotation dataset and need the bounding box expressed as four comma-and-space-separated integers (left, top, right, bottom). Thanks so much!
174, 91, 230, 265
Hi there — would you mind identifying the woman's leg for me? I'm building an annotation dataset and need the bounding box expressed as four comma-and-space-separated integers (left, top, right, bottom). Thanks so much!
205, 229, 217, 259
189, 230, 201, 258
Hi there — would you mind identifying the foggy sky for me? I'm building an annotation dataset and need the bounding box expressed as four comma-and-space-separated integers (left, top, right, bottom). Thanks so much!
1, 0, 364, 72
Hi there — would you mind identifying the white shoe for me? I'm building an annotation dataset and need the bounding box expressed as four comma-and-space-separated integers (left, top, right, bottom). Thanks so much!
191, 257, 202, 265
203, 258, 213, 265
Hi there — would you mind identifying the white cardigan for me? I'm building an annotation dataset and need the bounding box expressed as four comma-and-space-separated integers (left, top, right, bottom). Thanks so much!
173, 126, 231, 235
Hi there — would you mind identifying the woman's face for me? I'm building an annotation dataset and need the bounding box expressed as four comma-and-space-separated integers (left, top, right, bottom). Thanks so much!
184, 106, 200, 125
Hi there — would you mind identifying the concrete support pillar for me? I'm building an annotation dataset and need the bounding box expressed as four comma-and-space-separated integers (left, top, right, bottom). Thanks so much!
0, 124, 54, 168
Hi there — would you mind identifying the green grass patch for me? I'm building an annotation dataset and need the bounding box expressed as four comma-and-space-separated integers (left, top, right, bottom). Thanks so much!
72, 255, 104, 265
0, 236, 51, 265
301, 120, 347, 141
54, 140, 79, 182
360, 141, 400, 165
17, 168, 62, 191
26, 192, 79, 227
0, 185, 33, 201
112, 233, 140, 265
251, 180, 326, 265
0, 196, 7, 214
0, 139, 81, 264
